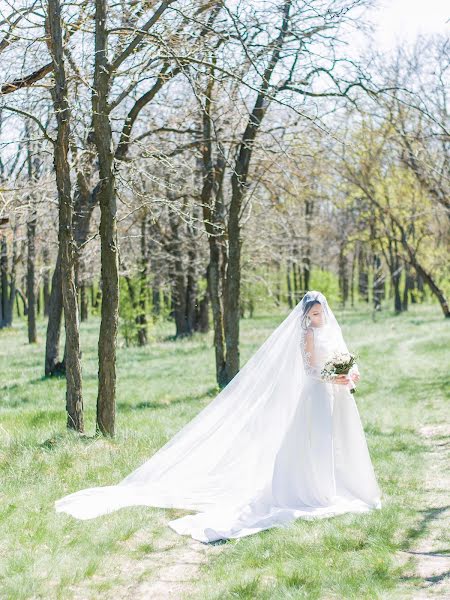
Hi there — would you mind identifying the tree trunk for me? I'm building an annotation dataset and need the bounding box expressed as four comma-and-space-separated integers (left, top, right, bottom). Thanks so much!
168, 212, 189, 337
208, 241, 227, 385
358, 243, 369, 302
73, 176, 97, 322
186, 234, 198, 334
93, 0, 119, 436
275, 260, 281, 307
197, 76, 227, 382
25, 136, 38, 343
390, 242, 403, 314
47, 0, 84, 431
136, 215, 148, 346
26, 208, 37, 343
392, 271, 402, 314
0, 235, 15, 328
350, 245, 356, 308
16, 289, 21, 318
286, 258, 293, 309
402, 261, 412, 312
152, 273, 161, 317
224, 172, 243, 383
372, 254, 384, 311
80, 283, 88, 321
0, 235, 9, 327
42, 246, 50, 316
292, 246, 299, 300
45, 248, 65, 376
195, 268, 210, 333
338, 246, 349, 307
303, 198, 313, 292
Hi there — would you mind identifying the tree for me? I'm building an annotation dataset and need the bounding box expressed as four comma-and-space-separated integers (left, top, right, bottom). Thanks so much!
46, 0, 84, 430
340, 120, 450, 318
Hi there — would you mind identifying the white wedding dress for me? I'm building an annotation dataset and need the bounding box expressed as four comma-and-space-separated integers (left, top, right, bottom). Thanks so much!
55, 291, 381, 542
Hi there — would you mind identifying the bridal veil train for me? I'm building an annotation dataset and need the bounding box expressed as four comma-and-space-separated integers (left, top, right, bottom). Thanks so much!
55, 291, 382, 542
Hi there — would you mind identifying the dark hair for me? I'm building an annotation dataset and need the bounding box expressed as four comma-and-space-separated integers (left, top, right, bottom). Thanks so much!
300, 298, 321, 330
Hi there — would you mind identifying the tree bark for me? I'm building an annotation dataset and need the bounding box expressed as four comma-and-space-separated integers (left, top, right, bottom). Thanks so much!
286, 258, 293, 309
80, 283, 88, 321
303, 199, 313, 292
338, 246, 349, 307
42, 246, 50, 316
45, 248, 65, 376
0, 235, 9, 327
392, 271, 402, 314
402, 261, 412, 312
47, 0, 84, 431
25, 134, 38, 342
0, 233, 17, 328
93, 0, 119, 436
73, 167, 97, 321
186, 216, 199, 335
195, 268, 210, 333
26, 208, 37, 343
385, 238, 403, 314
357, 243, 369, 303
372, 254, 384, 310
198, 72, 227, 384
152, 271, 161, 317
134, 213, 148, 346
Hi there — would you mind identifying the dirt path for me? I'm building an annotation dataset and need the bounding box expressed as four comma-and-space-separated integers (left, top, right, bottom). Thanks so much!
70, 524, 226, 600
398, 424, 450, 599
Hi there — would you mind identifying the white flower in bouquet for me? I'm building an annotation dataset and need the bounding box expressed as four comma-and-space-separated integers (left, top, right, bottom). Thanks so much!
321, 351, 358, 393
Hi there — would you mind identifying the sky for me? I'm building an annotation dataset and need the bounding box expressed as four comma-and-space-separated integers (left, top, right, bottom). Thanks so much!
368, 0, 449, 50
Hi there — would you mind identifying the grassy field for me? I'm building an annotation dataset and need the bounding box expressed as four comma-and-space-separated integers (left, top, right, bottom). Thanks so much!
0, 303, 449, 599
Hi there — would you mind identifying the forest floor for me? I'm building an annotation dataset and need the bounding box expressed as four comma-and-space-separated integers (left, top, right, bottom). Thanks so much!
395, 422, 450, 599
0, 302, 449, 599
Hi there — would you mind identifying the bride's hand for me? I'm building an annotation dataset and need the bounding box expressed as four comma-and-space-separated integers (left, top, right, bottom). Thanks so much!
333, 374, 350, 385
350, 372, 360, 383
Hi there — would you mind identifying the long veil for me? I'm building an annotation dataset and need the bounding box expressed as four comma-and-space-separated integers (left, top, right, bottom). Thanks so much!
55, 291, 381, 542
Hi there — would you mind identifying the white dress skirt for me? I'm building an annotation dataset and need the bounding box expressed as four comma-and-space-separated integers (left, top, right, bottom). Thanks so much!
168, 377, 381, 542
55, 301, 382, 543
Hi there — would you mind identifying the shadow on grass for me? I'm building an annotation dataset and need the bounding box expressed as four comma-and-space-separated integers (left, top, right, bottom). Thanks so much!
117, 386, 219, 413
39, 431, 116, 450
396, 505, 450, 588
403, 549, 450, 558
423, 571, 450, 585
403, 505, 450, 545
2, 375, 66, 391
400, 504, 450, 589
401, 571, 450, 586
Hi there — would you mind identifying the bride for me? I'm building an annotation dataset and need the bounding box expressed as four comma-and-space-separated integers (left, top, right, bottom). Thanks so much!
55, 291, 382, 542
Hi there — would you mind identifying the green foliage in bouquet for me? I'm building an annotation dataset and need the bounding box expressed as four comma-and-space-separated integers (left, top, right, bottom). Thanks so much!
321, 352, 358, 393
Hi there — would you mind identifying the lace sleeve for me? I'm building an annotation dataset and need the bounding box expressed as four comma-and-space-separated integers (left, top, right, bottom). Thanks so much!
300, 328, 322, 379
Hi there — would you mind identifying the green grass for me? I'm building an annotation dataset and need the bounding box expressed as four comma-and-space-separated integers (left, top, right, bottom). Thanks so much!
0, 302, 448, 599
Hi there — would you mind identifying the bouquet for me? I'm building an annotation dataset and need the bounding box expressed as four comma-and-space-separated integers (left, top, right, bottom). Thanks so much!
321, 351, 358, 394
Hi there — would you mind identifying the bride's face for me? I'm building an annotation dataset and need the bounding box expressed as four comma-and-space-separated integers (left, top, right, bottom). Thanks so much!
307, 303, 324, 327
